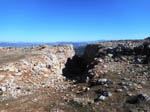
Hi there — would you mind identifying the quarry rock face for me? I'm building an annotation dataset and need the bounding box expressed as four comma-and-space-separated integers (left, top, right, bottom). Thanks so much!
0, 44, 75, 99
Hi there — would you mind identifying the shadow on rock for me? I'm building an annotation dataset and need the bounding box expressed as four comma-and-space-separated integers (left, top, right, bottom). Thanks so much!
62, 55, 87, 83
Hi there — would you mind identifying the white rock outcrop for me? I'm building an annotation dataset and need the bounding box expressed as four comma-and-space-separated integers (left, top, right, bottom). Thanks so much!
0, 44, 75, 100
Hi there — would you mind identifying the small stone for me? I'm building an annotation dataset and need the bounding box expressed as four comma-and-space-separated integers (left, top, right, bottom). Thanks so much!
98, 58, 103, 63
122, 78, 130, 81
126, 92, 133, 96
108, 92, 112, 97
96, 90, 112, 97
134, 84, 142, 89
99, 96, 106, 101
76, 91, 81, 94
115, 89, 123, 92
0, 87, 6, 92
103, 65, 107, 68
13, 72, 22, 76
82, 87, 90, 92
108, 53, 113, 57
5, 103, 9, 106
97, 78, 107, 85
123, 86, 129, 90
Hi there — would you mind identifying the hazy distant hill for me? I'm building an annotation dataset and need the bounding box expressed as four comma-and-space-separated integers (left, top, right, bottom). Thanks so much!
0, 40, 104, 48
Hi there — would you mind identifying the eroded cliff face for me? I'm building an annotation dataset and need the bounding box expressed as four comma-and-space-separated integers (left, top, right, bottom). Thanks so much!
0, 45, 75, 99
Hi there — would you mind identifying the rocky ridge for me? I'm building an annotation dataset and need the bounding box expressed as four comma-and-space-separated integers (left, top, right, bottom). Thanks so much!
72, 39, 150, 112
0, 45, 75, 100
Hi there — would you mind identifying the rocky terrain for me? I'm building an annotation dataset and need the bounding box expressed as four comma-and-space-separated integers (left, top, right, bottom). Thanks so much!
0, 45, 74, 100
0, 39, 150, 112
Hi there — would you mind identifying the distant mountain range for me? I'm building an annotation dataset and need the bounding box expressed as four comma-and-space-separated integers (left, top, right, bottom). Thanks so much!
0, 40, 105, 48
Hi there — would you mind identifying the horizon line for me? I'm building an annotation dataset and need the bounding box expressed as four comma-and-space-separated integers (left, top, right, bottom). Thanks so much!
0, 38, 145, 43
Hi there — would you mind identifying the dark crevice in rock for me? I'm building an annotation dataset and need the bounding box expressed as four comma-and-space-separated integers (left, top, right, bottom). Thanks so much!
63, 40, 150, 83
62, 55, 88, 83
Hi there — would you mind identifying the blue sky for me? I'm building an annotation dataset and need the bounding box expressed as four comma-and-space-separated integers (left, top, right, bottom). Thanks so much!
0, 0, 150, 42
